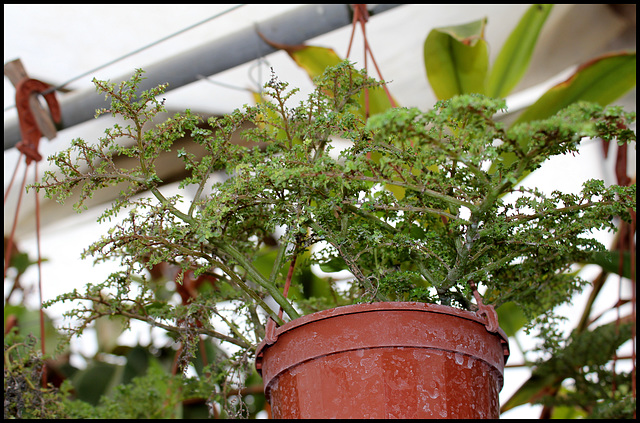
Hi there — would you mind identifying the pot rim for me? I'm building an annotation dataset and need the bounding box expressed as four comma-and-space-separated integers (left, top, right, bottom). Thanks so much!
255, 301, 510, 371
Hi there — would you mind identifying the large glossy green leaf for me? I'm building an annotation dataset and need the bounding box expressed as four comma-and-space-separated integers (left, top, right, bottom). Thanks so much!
122, 345, 150, 385
495, 301, 528, 337
285, 45, 343, 80
501, 369, 560, 414
424, 18, 489, 100
191, 338, 227, 378
489, 51, 636, 175
257, 35, 396, 118
513, 51, 637, 124
550, 403, 588, 419
585, 251, 635, 280
4, 304, 65, 356
73, 361, 121, 405
487, 4, 553, 98
501, 321, 632, 414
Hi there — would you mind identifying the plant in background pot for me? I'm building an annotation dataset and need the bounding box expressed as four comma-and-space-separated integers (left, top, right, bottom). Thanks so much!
33, 62, 635, 418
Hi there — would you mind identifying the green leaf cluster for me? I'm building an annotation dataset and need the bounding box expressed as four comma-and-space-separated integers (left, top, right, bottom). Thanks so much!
502, 320, 635, 418
424, 4, 635, 127
32, 63, 635, 337
4, 332, 69, 419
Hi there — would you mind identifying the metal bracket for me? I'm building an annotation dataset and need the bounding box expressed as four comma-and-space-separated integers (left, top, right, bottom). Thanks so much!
14, 77, 61, 164
264, 317, 279, 345
470, 280, 500, 334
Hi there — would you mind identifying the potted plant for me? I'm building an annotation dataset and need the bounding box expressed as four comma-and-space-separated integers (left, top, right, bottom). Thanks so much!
34, 62, 635, 418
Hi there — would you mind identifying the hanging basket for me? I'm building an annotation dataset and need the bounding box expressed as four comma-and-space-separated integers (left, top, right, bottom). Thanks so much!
255, 302, 509, 419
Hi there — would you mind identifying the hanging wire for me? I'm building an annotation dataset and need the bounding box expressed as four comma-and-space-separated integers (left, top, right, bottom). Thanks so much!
344, 4, 397, 118
4, 4, 246, 112
3, 154, 28, 280
248, 56, 272, 94
33, 160, 47, 387
197, 27, 272, 95
197, 35, 272, 96
196, 74, 253, 92
249, 27, 273, 94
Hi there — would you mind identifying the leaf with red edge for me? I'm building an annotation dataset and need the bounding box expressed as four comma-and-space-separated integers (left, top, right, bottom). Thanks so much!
257, 32, 397, 118
513, 51, 636, 124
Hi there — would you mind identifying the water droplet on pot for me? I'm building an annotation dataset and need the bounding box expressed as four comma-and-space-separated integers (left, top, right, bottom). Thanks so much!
454, 352, 465, 365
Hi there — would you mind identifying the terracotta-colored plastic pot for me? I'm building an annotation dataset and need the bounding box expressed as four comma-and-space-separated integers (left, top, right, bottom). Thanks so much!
255, 302, 509, 419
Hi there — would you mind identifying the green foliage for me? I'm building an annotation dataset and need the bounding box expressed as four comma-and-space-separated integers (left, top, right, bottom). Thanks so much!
424, 18, 489, 99
4, 332, 69, 419
425, 5, 553, 101
64, 359, 200, 419
514, 51, 637, 125
33, 63, 635, 329
503, 320, 635, 418
486, 4, 553, 98
27, 62, 635, 418
4, 325, 259, 419
424, 5, 636, 127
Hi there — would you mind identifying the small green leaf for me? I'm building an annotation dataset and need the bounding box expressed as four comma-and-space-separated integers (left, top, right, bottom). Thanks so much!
144, 302, 169, 317
288, 45, 396, 117
487, 4, 553, 98
424, 18, 489, 99
319, 256, 348, 273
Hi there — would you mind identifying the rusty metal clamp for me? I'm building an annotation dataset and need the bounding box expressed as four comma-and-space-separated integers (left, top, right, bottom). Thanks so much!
15, 78, 61, 164
264, 317, 279, 346
469, 280, 500, 334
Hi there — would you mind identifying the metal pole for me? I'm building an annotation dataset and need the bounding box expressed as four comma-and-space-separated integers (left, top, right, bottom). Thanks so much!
4, 4, 401, 150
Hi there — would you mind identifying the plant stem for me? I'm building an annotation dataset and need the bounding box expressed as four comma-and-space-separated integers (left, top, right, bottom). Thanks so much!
188, 160, 217, 218
149, 186, 193, 223
119, 306, 252, 349
211, 306, 253, 347
269, 232, 291, 286
208, 257, 286, 326
307, 219, 389, 302
351, 174, 477, 210
212, 241, 300, 321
